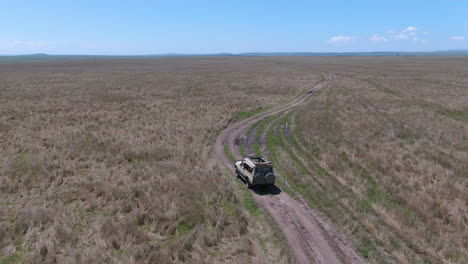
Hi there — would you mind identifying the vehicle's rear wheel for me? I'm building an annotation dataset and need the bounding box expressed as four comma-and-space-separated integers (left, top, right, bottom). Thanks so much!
265, 173, 275, 185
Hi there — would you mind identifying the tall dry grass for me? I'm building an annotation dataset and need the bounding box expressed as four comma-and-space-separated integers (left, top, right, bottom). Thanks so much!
0, 58, 318, 263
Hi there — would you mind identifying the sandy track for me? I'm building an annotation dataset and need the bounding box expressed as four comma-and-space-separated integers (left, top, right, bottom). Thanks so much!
215, 74, 366, 264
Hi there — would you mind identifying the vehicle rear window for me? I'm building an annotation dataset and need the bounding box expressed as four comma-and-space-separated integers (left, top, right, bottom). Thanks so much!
255, 166, 272, 174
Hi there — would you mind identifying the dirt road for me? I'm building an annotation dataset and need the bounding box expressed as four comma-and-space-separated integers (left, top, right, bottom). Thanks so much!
214, 74, 366, 264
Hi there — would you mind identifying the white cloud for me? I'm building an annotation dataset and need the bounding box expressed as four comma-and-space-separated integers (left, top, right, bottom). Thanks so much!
327, 35, 357, 43
391, 26, 427, 43
369, 34, 388, 43
450, 36, 465, 40
369, 27, 428, 44
465, 22, 468, 26
329, 26, 433, 46
402, 26, 417, 33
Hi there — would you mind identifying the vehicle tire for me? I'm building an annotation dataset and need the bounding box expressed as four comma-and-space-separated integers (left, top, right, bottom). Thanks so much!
246, 179, 253, 189
236, 170, 243, 180
265, 173, 275, 185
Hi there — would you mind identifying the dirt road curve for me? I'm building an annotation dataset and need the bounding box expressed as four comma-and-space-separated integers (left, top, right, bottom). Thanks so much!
215, 74, 366, 264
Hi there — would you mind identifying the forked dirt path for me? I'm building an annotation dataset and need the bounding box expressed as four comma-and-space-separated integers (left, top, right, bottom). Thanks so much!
215, 74, 366, 264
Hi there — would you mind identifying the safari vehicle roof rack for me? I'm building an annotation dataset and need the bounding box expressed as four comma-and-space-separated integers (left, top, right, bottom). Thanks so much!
246, 156, 271, 165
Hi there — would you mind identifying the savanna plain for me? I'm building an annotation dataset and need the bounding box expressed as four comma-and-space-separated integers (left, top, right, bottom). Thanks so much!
0, 57, 467, 263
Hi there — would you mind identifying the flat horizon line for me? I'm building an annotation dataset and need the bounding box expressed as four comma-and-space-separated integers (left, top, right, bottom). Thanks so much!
1, 49, 468, 57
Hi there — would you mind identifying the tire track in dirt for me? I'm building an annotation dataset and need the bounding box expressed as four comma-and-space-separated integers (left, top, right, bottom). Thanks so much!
215, 74, 366, 264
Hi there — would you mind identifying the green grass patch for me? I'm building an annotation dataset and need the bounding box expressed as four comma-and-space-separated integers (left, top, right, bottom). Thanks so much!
0, 250, 23, 264
357, 238, 377, 259
258, 237, 270, 257
252, 142, 261, 157
381, 87, 401, 97
318, 72, 326, 82
243, 195, 261, 217
115, 249, 127, 259
436, 109, 467, 122
209, 249, 225, 257
246, 119, 262, 136
233, 107, 266, 122
264, 113, 308, 198
127, 155, 147, 164
175, 222, 194, 236
220, 201, 236, 219
223, 170, 260, 218
15, 152, 28, 165
224, 145, 236, 163
166, 221, 196, 243
255, 116, 277, 141
176, 223, 193, 236
239, 144, 247, 157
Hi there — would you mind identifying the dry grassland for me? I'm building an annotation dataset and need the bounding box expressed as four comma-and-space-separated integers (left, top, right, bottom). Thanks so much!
1, 56, 466, 264
261, 57, 467, 263
0, 58, 319, 263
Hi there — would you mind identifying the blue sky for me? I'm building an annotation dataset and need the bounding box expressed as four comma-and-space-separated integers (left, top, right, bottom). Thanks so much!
1, 0, 467, 54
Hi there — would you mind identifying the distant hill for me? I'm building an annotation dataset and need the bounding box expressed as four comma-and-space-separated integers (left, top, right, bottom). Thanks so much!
1, 50, 467, 63
24, 53, 49, 56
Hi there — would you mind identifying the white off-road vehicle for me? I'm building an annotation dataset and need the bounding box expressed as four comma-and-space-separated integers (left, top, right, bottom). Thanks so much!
235, 156, 275, 188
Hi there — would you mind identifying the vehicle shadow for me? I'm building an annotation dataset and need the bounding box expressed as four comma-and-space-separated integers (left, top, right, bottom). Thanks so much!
236, 175, 282, 195
251, 184, 282, 196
